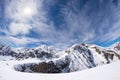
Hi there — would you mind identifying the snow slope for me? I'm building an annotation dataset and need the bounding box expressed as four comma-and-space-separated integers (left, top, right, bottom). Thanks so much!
0, 60, 120, 80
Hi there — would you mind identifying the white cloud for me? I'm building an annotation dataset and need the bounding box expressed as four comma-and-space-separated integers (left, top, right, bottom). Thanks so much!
0, 36, 40, 47
9, 22, 32, 35
1, 0, 120, 48
60, 0, 120, 45
4, 0, 41, 36
4, 0, 53, 36
61, 1, 95, 42
99, 1, 120, 43
8, 36, 40, 46
3, 0, 58, 47
32, 21, 55, 35
5, 0, 40, 22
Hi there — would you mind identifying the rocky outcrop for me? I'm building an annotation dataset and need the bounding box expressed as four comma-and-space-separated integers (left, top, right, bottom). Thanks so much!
30, 61, 61, 73
14, 59, 69, 73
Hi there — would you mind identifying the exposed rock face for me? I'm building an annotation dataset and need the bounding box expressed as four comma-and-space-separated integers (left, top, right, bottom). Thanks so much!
35, 51, 53, 59
30, 61, 61, 73
14, 59, 69, 73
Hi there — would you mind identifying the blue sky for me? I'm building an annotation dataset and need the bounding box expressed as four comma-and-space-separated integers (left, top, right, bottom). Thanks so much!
0, 0, 120, 49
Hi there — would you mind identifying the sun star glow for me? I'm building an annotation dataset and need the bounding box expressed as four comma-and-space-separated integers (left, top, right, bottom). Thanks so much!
23, 6, 33, 16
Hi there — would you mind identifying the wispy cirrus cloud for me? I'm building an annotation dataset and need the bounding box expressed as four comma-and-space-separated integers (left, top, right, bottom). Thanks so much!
1, 0, 55, 47
0, 0, 120, 48
100, 19, 120, 42
9, 22, 32, 35
5, 0, 40, 22
60, 0, 120, 45
0, 36, 40, 47
5, 0, 42, 36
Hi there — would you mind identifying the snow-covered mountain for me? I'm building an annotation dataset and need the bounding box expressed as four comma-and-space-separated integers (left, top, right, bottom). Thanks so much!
108, 42, 120, 54
64, 43, 120, 72
0, 43, 120, 73
0, 44, 60, 60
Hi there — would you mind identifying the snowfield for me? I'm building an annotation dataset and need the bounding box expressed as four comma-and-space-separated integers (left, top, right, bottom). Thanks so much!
0, 60, 120, 80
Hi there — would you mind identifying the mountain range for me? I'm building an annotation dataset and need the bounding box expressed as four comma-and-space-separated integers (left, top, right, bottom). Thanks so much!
0, 42, 120, 73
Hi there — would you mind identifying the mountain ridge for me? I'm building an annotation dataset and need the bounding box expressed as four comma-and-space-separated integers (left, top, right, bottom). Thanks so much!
0, 42, 120, 73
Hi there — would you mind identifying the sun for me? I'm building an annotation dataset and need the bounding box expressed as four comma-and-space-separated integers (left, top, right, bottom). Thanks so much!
23, 6, 33, 16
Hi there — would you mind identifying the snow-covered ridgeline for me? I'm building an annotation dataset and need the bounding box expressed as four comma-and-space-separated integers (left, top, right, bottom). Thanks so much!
0, 42, 120, 73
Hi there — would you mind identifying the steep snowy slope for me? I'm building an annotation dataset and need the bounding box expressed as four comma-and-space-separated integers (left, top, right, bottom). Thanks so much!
64, 43, 120, 72
0, 43, 11, 56
108, 42, 120, 54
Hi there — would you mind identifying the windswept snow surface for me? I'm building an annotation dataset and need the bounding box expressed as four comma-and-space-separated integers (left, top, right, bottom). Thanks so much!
0, 60, 120, 80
